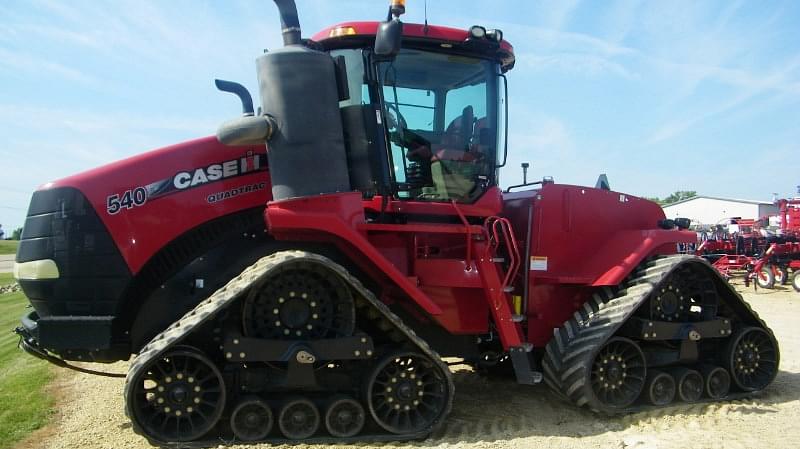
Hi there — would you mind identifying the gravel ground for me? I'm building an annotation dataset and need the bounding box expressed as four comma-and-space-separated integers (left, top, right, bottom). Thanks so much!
20, 281, 800, 449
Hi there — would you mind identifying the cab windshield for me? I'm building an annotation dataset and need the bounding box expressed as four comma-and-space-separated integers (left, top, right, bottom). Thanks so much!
379, 50, 500, 202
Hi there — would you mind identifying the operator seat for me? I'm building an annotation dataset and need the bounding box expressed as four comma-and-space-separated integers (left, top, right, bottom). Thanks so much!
429, 106, 482, 201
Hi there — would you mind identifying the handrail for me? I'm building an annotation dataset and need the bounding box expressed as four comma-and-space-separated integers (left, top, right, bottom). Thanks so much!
484, 216, 521, 294
451, 200, 473, 270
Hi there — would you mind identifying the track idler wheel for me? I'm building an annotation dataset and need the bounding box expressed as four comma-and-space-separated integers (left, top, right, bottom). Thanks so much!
644, 370, 676, 406
366, 351, 450, 435
701, 366, 731, 399
670, 368, 703, 402
324, 396, 366, 438
726, 327, 779, 391
230, 398, 273, 441
589, 337, 647, 410
278, 398, 320, 439
129, 347, 226, 442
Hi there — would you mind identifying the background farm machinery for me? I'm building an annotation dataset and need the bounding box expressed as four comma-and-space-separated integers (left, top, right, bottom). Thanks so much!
695, 210, 800, 291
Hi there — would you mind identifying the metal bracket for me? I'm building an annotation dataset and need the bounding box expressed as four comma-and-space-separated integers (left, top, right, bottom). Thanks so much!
223, 334, 374, 363
509, 345, 542, 385
620, 317, 732, 341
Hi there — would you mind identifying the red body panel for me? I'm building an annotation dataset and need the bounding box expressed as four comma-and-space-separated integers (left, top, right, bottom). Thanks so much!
43, 136, 269, 274
39, 133, 693, 349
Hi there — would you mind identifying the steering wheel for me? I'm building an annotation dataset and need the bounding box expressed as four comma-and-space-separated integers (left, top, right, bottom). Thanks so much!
385, 102, 408, 133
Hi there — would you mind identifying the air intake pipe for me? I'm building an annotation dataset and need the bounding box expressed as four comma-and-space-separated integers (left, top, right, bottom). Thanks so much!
215, 0, 351, 200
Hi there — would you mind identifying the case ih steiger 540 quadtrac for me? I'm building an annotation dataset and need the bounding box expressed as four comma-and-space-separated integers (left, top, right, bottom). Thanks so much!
14, 1, 779, 445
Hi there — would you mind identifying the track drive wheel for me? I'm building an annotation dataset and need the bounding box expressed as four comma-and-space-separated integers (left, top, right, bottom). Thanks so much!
324, 396, 366, 438
243, 263, 355, 339
230, 398, 273, 441
366, 351, 450, 435
793, 271, 800, 292
726, 327, 779, 391
586, 337, 647, 411
756, 266, 775, 289
278, 398, 320, 440
129, 347, 226, 442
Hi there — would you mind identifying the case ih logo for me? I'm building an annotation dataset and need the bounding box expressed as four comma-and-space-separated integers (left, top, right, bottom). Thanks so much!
173, 153, 264, 190
106, 152, 267, 215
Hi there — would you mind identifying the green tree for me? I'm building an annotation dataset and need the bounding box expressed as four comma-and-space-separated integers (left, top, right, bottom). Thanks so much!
11, 227, 22, 240
647, 191, 697, 206
662, 191, 697, 205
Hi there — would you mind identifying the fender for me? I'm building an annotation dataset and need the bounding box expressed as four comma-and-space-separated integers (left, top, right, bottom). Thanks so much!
589, 229, 697, 286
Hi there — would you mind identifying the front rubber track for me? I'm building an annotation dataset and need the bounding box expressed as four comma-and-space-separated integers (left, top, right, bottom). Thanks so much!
123, 250, 454, 446
542, 254, 779, 414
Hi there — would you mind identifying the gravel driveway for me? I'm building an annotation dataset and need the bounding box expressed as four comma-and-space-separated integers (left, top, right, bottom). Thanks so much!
21, 282, 800, 449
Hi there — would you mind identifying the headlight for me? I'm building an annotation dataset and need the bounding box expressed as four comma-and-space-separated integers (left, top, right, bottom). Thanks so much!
469, 25, 486, 39
487, 29, 503, 42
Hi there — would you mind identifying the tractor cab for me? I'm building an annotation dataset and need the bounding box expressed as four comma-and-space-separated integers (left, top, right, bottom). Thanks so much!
312, 20, 515, 203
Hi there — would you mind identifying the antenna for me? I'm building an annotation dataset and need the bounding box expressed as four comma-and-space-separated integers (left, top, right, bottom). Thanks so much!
423, 0, 429, 34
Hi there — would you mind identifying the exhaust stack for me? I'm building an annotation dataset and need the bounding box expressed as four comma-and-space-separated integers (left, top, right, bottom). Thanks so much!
273, 0, 302, 46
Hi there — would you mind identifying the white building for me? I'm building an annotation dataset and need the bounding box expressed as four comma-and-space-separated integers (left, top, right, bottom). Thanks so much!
661, 196, 778, 226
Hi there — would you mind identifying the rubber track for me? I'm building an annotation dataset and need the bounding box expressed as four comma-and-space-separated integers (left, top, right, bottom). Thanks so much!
123, 250, 454, 447
542, 254, 779, 413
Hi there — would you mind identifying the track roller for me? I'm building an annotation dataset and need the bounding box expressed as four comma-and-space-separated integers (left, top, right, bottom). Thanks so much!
324, 396, 366, 438
278, 398, 320, 439
701, 366, 730, 399
230, 397, 273, 441
670, 368, 703, 402
726, 327, 779, 391
644, 370, 676, 406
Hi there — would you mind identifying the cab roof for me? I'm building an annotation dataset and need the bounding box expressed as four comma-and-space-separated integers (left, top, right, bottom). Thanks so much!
312, 21, 515, 71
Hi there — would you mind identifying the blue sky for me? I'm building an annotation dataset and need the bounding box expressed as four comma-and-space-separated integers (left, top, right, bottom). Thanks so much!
1, 0, 799, 231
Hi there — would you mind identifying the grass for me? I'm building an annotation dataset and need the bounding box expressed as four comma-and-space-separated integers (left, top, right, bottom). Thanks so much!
0, 291, 54, 448
0, 240, 18, 255
0, 274, 13, 288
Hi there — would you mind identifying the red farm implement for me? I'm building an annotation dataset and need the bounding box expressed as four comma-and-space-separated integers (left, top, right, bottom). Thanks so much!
745, 242, 800, 292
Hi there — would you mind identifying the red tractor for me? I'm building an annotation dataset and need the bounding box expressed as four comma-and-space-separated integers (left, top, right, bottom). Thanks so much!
14, 1, 778, 445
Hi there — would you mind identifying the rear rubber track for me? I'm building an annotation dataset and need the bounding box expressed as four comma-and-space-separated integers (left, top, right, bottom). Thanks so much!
542, 254, 779, 413
123, 250, 454, 447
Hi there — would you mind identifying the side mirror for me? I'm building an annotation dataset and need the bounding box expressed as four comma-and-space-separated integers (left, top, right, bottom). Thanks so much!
375, 19, 403, 60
